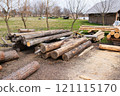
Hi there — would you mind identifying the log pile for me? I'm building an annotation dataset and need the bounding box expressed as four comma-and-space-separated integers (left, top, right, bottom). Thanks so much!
36, 37, 92, 60
6, 30, 72, 51
2, 61, 40, 80
107, 30, 120, 46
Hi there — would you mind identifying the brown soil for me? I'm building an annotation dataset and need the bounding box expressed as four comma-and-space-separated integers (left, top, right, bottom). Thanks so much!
0, 46, 120, 80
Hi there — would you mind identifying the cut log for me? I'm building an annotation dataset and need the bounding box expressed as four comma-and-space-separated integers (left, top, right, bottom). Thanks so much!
26, 32, 73, 47
22, 30, 70, 39
11, 30, 68, 37
114, 33, 120, 39
18, 29, 35, 33
84, 35, 97, 38
107, 33, 111, 40
51, 37, 87, 59
41, 52, 51, 59
2, 61, 40, 80
40, 40, 64, 53
79, 46, 94, 57
62, 41, 92, 61
0, 50, 19, 63
110, 30, 115, 35
99, 44, 120, 52
0, 65, 2, 70
80, 25, 119, 32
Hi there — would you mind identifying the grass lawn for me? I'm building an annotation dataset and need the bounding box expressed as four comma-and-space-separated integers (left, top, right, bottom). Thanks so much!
0, 17, 109, 43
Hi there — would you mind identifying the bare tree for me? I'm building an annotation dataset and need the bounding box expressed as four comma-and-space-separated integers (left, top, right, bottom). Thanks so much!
66, 0, 86, 31
33, 3, 38, 17
38, 1, 46, 17
52, 6, 61, 17
93, 0, 115, 25
18, 0, 31, 29
63, 8, 70, 17
0, 0, 17, 33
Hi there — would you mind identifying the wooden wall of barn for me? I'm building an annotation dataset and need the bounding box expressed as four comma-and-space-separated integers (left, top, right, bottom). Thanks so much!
88, 13, 116, 25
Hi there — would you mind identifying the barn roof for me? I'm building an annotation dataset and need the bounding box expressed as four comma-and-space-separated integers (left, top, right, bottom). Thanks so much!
87, 0, 120, 14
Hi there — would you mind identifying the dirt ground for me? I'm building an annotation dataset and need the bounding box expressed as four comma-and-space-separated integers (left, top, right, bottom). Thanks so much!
0, 46, 120, 80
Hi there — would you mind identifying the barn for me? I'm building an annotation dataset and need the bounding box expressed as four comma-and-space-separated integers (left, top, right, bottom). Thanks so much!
87, 0, 120, 25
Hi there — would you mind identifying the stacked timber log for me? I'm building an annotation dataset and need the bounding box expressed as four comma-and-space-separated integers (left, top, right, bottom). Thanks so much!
99, 44, 120, 52
80, 25, 120, 32
36, 37, 92, 61
0, 50, 19, 63
2, 61, 40, 80
18, 29, 35, 33
84, 30, 104, 42
107, 29, 120, 45
6, 30, 72, 51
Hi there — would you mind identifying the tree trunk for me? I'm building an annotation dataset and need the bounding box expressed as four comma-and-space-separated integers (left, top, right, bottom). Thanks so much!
46, 0, 49, 30
62, 41, 92, 61
26, 32, 73, 47
51, 37, 87, 59
40, 40, 64, 53
21, 14, 27, 29
5, 18, 10, 34
114, 33, 120, 39
99, 44, 120, 52
0, 50, 19, 63
71, 19, 77, 31
2, 61, 40, 80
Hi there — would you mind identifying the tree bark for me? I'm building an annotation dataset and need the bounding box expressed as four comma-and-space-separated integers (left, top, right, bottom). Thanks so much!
0, 50, 19, 63
23, 30, 70, 39
21, 13, 27, 29
5, 18, 10, 34
62, 41, 92, 61
46, 0, 49, 30
40, 40, 64, 53
26, 32, 73, 47
71, 19, 77, 31
2, 61, 40, 80
99, 44, 120, 52
51, 37, 87, 59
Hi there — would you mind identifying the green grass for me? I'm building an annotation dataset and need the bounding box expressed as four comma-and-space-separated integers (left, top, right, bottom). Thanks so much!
0, 17, 109, 43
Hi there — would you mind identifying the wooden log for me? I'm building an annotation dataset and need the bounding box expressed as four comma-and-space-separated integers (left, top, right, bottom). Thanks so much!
40, 40, 64, 53
51, 37, 87, 59
107, 33, 111, 40
79, 25, 119, 32
22, 30, 70, 39
114, 33, 120, 39
99, 44, 120, 52
84, 35, 97, 38
2, 61, 40, 80
41, 52, 51, 59
110, 30, 115, 35
62, 41, 92, 61
11, 30, 67, 36
0, 65, 2, 70
0, 50, 19, 63
26, 32, 73, 47
18, 29, 35, 33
